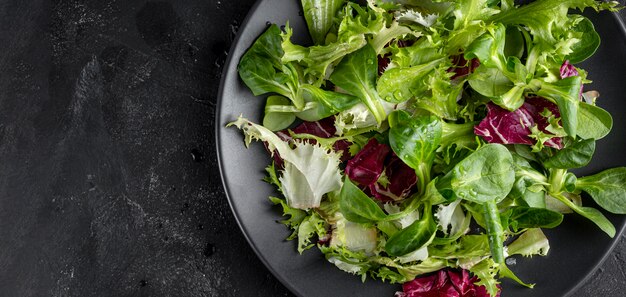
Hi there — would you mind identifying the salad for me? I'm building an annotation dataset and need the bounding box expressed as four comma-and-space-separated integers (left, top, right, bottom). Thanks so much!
228, 0, 625, 296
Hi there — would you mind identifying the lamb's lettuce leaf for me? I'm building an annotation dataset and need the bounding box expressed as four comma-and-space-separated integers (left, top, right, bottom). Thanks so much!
329, 44, 387, 125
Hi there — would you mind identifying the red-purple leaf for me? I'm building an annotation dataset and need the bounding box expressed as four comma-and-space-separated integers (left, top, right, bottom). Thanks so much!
270, 117, 351, 168
369, 154, 417, 202
291, 116, 337, 138
474, 98, 563, 149
559, 60, 579, 78
449, 55, 480, 79
345, 138, 391, 186
560, 60, 583, 96
396, 269, 500, 297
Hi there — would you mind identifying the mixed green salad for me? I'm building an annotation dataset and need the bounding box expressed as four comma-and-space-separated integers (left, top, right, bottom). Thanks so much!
228, 0, 625, 296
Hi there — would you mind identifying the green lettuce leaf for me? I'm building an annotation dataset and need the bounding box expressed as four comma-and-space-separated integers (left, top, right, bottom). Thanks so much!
301, 0, 346, 45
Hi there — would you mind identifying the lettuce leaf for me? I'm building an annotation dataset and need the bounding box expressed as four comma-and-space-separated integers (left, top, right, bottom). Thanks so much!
300, 0, 346, 45
229, 116, 342, 209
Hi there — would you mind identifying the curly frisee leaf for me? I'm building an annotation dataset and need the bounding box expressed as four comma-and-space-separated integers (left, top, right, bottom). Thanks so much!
228, 116, 342, 209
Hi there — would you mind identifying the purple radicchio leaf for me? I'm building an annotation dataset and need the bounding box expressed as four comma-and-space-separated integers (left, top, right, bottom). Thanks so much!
291, 116, 336, 137
474, 98, 563, 149
368, 154, 417, 202
559, 60, 579, 78
345, 138, 391, 186
560, 60, 583, 97
395, 269, 500, 297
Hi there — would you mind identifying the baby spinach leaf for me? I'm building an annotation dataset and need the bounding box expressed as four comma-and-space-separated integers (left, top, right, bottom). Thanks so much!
435, 144, 516, 263
339, 178, 387, 224
437, 144, 516, 204
238, 25, 305, 109
576, 167, 626, 214
566, 16, 601, 64
329, 44, 387, 124
385, 204, 437, 256
388, 111, 442, 169
239, 51, 299, 103
577, 102, 613, 140
388, 111, 442, 190
243, 24, 284, 66
543, 138, 595, 169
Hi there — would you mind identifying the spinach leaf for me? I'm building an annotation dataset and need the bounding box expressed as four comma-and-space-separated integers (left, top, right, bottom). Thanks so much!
385, 204, 437, 256
544, 138, 595, 169
388, 111, 442, 191
243, 24, 284, 66
502, 206, 564, 231
576, 167, 626, 214
238, 25, 304, 108
339, 178, 387, 223
437, 144, 516, 204
566, 16, 601, 64
300, 0, 346, 45
577, 102, 613, 140
521, 190, 547, 209
329, 44, 387, 124
435, 144, 515, 263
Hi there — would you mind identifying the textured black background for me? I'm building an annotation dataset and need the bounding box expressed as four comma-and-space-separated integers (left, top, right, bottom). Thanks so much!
0, 1, 624, 296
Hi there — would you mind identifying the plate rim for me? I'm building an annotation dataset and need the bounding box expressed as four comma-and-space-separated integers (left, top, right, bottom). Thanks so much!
215, 0, 306, 296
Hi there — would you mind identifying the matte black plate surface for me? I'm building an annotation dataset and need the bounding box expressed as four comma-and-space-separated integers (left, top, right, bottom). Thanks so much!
217, 1, 626, 296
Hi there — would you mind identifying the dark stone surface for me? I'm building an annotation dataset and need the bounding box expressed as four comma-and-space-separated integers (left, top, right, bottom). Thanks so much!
0, 1, 623, 296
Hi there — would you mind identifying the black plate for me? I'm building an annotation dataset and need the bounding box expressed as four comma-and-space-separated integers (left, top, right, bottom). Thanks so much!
216, 1, 626, 296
